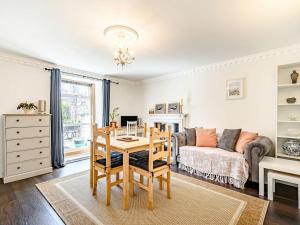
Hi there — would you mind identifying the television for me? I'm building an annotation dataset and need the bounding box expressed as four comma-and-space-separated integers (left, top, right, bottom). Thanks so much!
121, 116, 138, 127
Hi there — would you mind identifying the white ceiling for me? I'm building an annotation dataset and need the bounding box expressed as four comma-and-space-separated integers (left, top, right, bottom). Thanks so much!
0, 0, 300, 80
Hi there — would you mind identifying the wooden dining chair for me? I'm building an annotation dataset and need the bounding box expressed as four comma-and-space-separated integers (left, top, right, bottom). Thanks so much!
129, 126, 172, 210
127, 121, 138, 136
92, 124, 123, 206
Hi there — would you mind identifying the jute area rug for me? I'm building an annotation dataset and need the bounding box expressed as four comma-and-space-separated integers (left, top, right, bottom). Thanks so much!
36, 171, 268, 225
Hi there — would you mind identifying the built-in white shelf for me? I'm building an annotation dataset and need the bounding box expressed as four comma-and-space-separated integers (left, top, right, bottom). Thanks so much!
276, 63, 300, 161
277, 135, 300, 139
278, 83, 300, 88
276, 153, 300, 160
278, 103, 300, 106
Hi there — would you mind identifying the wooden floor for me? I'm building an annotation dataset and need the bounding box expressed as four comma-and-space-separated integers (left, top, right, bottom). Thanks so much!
0, 160, 299, 225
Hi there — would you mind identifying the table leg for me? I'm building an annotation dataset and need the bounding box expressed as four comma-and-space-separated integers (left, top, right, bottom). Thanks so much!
259, 166, 264, 196
123, 151, 129, 210
90, 141, 93, 188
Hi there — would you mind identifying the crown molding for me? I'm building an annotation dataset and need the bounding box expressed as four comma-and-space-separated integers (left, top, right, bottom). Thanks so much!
0, 50, 136, 85
0, 50, 54, 68
140, 43, 300, 84
106, 76, 140, 85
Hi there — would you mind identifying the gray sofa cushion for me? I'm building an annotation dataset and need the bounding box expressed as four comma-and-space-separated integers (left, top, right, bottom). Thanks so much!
184, 128, 196, 146
218, 129, 241, 151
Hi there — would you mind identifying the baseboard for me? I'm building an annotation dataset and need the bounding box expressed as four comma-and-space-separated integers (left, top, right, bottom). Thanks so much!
3, 167, 53, 184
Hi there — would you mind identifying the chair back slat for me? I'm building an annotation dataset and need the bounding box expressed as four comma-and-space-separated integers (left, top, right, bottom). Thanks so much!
95, 149, 106, 158
148, 126, 172, 172
144, 123, 160, 138
92, 124, 111, 169
152, 151, 167, 161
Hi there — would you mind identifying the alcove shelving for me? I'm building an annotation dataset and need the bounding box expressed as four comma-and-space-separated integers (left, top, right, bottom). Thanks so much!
276, 63, 300, 160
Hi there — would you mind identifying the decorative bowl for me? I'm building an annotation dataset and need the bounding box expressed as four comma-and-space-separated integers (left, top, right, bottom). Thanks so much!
73, 139, 87, 148
282, 139, 300, 156
286, 97, 296, 104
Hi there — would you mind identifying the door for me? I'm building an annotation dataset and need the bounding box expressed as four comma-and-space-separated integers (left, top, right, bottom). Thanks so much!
61, 79, 93, 161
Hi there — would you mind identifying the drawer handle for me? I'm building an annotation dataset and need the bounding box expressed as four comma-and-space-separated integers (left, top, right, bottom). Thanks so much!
16, 155, 20, 158
39, 119, 42, 122
39, 151, 43, 154
16, 119, 20, 122
17, 166, 21, 170
40, 162, 43, 165
39, 130, 42, 132
17, 143, 20, 146
39, 140, 43, 143
16, 131, 20, 134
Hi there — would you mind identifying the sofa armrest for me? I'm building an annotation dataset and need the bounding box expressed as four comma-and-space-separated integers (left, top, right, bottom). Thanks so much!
243, 136, 273, 182
172, 132, 186, 165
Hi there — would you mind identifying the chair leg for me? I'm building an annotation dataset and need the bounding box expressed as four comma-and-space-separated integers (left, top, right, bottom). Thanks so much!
106, 173, 111, 206
167, 171, 171, 199
140, 175, 144, 185
92, 169, 98, 196
159, 175, 163, 190
116, 172, 120, 181
129, 169, 134, 196
148, 175, 154, 210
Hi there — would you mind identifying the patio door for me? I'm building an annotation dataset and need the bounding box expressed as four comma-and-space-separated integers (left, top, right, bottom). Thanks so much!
61, 79, 94, 161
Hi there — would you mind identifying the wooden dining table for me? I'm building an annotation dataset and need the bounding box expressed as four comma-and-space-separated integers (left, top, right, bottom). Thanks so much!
90, 136, 165, 210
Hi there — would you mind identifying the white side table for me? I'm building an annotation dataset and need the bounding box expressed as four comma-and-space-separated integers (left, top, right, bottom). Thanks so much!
259, 156, 300, 196
268, 170, 300, 208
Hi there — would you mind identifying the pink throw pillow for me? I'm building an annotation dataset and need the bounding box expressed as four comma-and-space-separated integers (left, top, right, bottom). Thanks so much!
196, 128, 217, 147
235, 131, 258, 153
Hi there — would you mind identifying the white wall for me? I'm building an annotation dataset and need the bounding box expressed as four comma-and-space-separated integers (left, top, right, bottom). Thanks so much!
140, 44, 300, 143
0, 59, 51, 177
110, 80, 143, 125
0, 53, 142, 178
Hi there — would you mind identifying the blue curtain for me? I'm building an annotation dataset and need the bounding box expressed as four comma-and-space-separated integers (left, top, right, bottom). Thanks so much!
50, 68, 65, 168
102, 79, 111, 127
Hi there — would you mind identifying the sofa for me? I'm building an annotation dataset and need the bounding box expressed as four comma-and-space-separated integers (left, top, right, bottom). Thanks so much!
172, 128, 273, 189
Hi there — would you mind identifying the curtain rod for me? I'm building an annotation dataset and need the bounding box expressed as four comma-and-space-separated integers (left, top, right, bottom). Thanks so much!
44, 68, 119, 85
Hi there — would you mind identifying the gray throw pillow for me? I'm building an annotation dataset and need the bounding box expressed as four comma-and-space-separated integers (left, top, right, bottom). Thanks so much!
218, 129, 241, 151
185, 128, 196, 146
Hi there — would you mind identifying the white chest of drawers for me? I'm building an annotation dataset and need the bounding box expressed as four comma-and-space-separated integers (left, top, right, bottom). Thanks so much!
3, 114, 53, 183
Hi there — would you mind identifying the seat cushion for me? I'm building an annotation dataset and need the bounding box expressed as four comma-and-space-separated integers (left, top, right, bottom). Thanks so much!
129, 150, 149, 160
178, 146, 249, 188
96, 155, 123, 168
130, 158, 167, 171
111, 151, 122, 158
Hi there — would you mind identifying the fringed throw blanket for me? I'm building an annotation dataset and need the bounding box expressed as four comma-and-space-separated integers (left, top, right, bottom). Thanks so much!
179, 146, 249, 189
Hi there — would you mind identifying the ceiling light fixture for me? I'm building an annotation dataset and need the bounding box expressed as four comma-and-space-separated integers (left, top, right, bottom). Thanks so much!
104, 25, 138, 69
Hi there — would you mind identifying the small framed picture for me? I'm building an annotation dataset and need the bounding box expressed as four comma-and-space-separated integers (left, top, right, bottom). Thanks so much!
168, 102, 180, 114
226, 78, 244, 99
155, 103, 166, 114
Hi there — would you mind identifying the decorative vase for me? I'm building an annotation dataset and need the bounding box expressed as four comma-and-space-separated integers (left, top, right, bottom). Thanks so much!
110, 121, 117, 128
291, 70, 299, 84
282, 139, 300, 156
286, 97, 296, 104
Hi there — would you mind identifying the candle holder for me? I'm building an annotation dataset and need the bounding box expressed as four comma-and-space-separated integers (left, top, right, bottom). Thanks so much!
38, 100, 46, 114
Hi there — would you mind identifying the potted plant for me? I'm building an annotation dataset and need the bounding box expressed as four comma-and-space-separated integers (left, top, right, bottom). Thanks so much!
110, 107, 120, 128
17, 102, 38, 114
